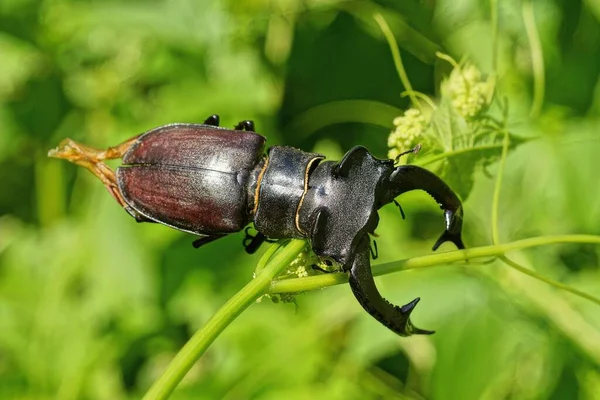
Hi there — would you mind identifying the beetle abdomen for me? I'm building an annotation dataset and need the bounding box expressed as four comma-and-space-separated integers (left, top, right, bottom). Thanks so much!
116, 123, 266, 235
118, 166, 251, 234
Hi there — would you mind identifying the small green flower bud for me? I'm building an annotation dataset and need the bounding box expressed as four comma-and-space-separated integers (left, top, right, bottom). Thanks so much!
294, 266, 308, 278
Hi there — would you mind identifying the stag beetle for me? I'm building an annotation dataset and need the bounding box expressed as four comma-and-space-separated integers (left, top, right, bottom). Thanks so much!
49, 114, 465, 336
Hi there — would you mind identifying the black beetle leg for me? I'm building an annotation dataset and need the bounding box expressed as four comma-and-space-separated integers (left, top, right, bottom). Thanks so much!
392, 199, 406, 220
347, 235, 434, 336
192, 235, 226, 249
203, 114, 220, 126
234, 120, 255, 132
242, 227, 254, 247
370, 239, 378, 260
385, 165, 465, 251
242, 227, 270, 254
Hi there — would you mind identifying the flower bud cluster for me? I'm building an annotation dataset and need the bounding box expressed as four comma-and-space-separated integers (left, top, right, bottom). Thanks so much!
387, 108, 428, 160
446, 63, 491, 119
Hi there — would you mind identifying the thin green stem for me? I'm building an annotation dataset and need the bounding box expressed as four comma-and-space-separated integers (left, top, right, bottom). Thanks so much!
374, 13, 420, 110
491, 130, 510, 244
414, 144, 504, 167
254, 239, 282, 275
400, 91, 437, 110
500, 255, 600, 307
436, 52, 459, 68
143, 240, 307, 400
450, 126, 501, 142
269, 235, 600, 302
523, 0, 545, 118
490, 0, 498, 73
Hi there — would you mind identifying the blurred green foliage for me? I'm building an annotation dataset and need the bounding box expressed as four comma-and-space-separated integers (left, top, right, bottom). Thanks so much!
1, 0, 600, 399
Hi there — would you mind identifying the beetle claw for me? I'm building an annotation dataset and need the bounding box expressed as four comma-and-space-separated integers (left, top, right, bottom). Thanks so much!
432, 209, 465, 250
385, 165, 465, 251
432, 228, 465, 251
399, 298, 435, 335
347, 235, 434, 336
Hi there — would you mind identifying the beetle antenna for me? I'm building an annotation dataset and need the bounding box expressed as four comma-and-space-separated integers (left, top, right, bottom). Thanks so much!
394, 143, 422, 164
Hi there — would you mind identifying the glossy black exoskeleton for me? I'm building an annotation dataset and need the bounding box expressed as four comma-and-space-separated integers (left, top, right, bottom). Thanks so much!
49, 114, 465, 336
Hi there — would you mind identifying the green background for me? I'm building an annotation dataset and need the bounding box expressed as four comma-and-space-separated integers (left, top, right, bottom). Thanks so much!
1, 0, 600, 398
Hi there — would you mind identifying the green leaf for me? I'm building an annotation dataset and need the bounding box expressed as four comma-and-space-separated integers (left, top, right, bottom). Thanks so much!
415, 98, 528, 200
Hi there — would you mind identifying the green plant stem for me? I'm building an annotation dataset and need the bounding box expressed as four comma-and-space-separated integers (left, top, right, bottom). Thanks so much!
500, 255, 600, 307
143, 240, 307, 400
490, 0, 498, 73
491, 130, 510, 244
414, 144, 504, 167
436, 52, 459, 68
401, 91, 437, 110
269, 235, 600, 295
374, 13, 420, 110
523, 0, 545, 118
254, 239, 282, 275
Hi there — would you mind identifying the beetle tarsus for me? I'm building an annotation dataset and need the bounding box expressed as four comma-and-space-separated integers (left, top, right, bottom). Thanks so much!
192, 235, 225, 249
347, 235, 433, 336
204, 114, 220, 126
235, 120, 255, 132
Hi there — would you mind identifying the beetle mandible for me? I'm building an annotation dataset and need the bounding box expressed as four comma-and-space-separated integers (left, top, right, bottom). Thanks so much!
49, 114, 465, 336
